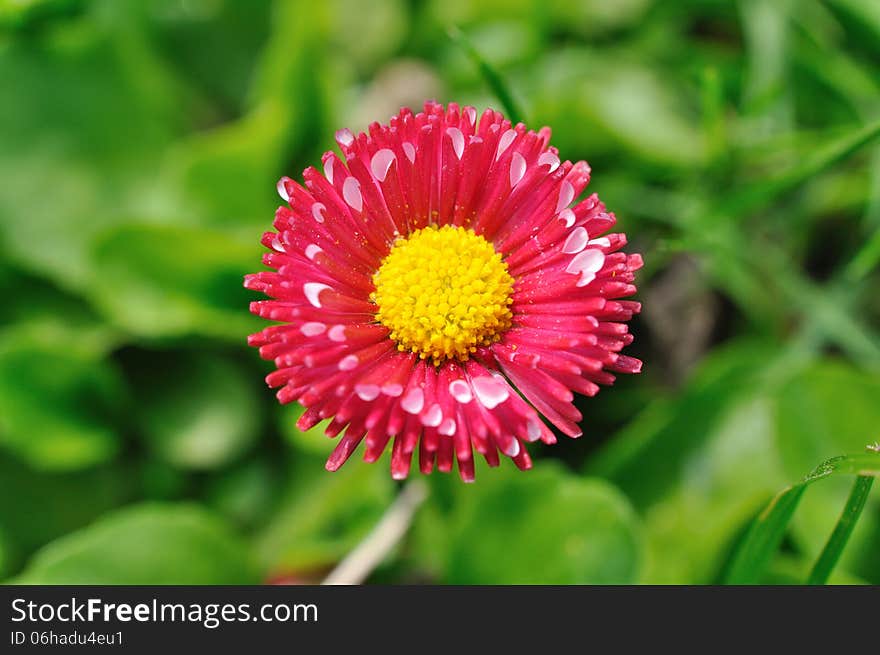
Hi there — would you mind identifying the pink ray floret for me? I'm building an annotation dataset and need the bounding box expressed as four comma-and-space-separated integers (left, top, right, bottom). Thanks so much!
245, 101, 643, 482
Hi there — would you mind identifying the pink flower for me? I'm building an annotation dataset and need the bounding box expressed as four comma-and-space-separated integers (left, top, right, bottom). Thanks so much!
245, 101, 643, 482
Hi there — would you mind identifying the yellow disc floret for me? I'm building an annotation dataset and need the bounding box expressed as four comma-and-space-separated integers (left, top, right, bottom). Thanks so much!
371, 225, 514, 364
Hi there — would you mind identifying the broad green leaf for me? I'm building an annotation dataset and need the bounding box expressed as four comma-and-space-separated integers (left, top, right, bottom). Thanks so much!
0, 331, 124, 470
775, 361, 880, 477
723, 451, 880, 584
0, 15, 182, 288
638, 395, 782, 584
0, 454, 129, 577
586, 340, 777, 507
129, 351, 262, 470
0, 268, 122, 357
445, 462, 642, 584
13, 503, 260, 584
255, 454, 394, 575
87, 223, 261, 340
162, 102, 290, 231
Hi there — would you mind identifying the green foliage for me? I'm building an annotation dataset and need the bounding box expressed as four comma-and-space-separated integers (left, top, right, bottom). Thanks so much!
444, 463, 642, 584
1, 0, 879, 585
723, 451, 880, 584
0, 329, 124, 470
13, 504, 260, 585
0, 456, 129, 577
131, 352, 262, 470
255, 454, 394, 574
808, 475, 875, 585
87, 224, 261, 340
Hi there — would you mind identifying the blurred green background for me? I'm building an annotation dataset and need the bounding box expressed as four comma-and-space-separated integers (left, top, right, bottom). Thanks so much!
1, 0, 879, 585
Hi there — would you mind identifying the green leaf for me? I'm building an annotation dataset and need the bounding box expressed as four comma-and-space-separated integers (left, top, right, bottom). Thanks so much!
0, 330, 124, 471
0, 454, 129, 577
443, 462, 642, 584
13, 503, 260, 585
773, 361, 880, 573
637, 395, 783, 584
130, 351, 262, 470
0, 269, 122, 357
826, 0, 880, 47
723, 451, 880, 584
586, 341, 777, 506
807, 475, 875, 585
0, 17, 182, 288
87, 223, 261, 340
723, 486, 806, 586
774, 361, 880, 478
162, 102, 290, 231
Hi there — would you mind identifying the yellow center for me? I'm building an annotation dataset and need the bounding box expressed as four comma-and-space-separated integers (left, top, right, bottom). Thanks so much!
371, 225, 514, 364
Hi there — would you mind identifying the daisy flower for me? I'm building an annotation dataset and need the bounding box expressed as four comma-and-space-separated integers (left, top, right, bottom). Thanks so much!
245, 101, 643, 482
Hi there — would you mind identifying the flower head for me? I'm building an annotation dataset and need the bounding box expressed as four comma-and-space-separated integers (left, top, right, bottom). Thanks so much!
245, 101, 643, 481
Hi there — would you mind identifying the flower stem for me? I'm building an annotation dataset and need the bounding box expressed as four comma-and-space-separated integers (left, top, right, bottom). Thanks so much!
322, 480, 428, 585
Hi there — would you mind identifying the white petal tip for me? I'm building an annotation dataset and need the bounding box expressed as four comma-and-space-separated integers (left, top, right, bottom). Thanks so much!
303, 282, 331, 308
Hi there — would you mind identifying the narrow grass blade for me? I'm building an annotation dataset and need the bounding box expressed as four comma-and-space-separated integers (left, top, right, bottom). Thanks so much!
715, 117, 880, 220
806, 475, 875, 585
447, 26, 525, 124
724, 485, 806, 585
843, 227, 880, 283
723, 450, 880, 584
700, 67, 727, 166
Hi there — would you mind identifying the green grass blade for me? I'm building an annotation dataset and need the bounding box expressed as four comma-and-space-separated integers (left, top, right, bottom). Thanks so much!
806, 475, 875, 585
724, 485, 806, 585
723, 450, 880, 584
843, 226, 880, 283
447, 26, 525, 124
715, 117, 880, 220
699, 67, 727, 166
